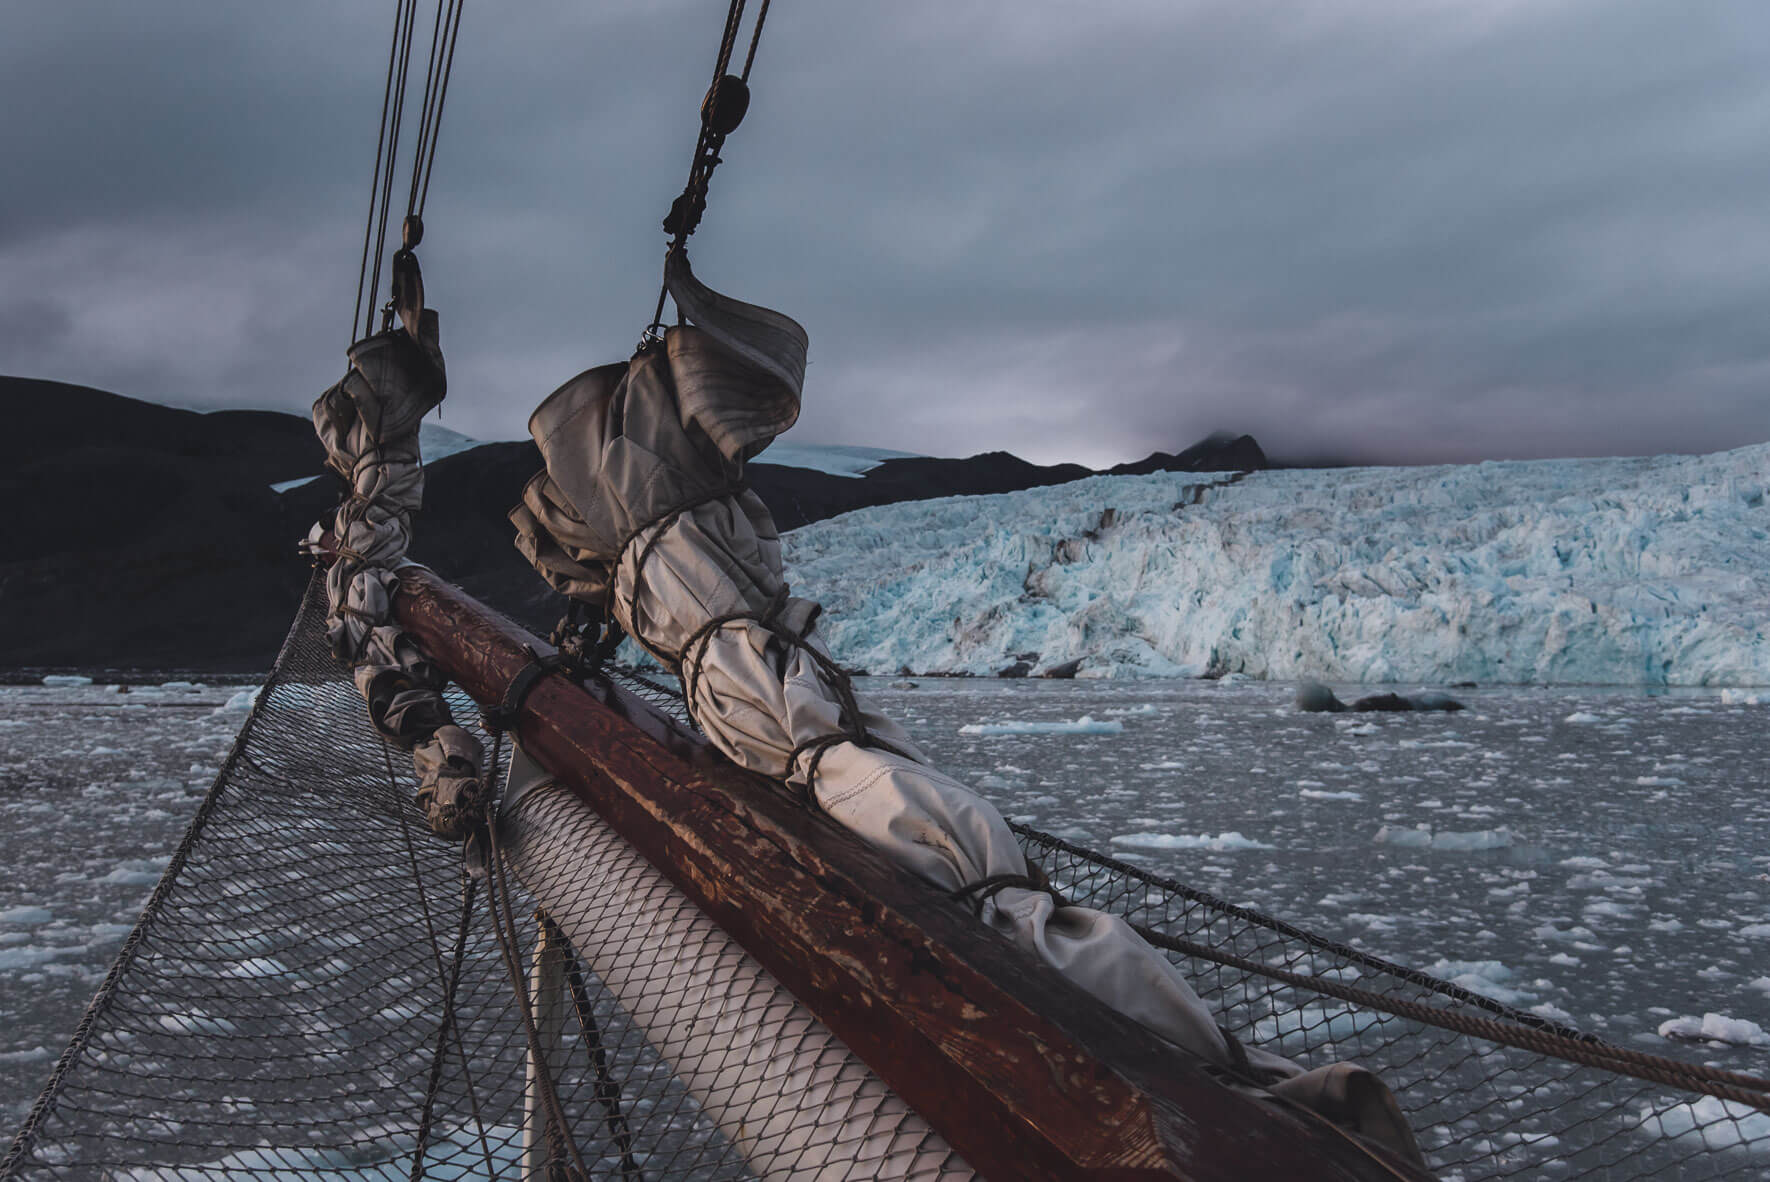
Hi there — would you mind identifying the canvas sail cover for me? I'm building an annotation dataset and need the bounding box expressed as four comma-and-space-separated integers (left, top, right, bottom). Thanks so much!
310, 297, 486, 838
507, 255, 1424, 1164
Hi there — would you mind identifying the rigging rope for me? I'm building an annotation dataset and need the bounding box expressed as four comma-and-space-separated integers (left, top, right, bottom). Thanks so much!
1134, 923, 1770, 1114
352, 0, 466, 343
352, 2, 413, 342
644, 0, 774, 341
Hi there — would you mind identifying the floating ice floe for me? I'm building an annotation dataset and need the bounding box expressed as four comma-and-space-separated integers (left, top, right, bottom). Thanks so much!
1635, 1096, 1770, 1152
224, 957, 291, 980
157, 1009, 238, 1036
136, 1123, 527, 1178
214, 687, 262, 714
1300, 788, 1364, 801
1421, 958, 1536, 1006
1102, 703, 1159, 716
1720, 689, 1763, 706
0, 906, 54, 925
1562, 712, 1604, 724
1374, 825, 1514, 851
99, 857, 171, 886
1252, 1004, 1388, 1045
959, 715, 1124, 736
1657, 1013, 1770, 1048
39, 675, 92, 687
1110, 831, 1276, 851
0, 945, 79, 971
0, 1046, 52, 1066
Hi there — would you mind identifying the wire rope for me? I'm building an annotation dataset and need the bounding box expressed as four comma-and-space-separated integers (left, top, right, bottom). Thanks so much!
353, 0, 466, 343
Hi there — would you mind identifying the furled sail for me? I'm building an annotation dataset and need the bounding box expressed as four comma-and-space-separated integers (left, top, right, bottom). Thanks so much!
510, 254, 1427, 1166
310, 286, 487, 840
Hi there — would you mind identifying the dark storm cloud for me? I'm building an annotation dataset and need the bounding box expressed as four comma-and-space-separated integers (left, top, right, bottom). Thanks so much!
4, 1, 1768, 465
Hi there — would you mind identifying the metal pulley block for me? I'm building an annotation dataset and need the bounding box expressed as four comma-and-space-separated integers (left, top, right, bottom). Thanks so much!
701, 73, 749, 136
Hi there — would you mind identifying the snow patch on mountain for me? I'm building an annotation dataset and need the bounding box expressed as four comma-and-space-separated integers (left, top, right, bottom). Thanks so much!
270, 421, 490, 494
419, 421, 486, 465
752, 443, 923, 478
782, 444, 1770, 685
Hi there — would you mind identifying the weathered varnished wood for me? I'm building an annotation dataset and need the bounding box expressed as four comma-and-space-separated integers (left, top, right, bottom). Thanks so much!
394, 566, 1432, 1182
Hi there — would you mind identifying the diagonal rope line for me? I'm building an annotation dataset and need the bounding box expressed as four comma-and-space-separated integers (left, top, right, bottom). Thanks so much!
353, 0, 412, 342
1132, 923, 1770, 1114
416, 0, 465, 218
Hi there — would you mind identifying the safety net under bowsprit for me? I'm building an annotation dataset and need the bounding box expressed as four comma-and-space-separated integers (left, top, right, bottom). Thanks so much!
4, 575, 1768, 1181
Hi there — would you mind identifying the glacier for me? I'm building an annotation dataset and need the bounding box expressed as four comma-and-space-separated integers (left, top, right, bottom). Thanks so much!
781, 443, 1770, 685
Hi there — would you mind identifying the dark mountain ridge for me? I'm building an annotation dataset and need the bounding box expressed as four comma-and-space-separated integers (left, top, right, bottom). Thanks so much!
0, 378, 1266, 672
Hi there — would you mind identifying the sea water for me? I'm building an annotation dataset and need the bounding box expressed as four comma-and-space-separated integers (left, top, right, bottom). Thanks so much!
3, 677, 1768, 1152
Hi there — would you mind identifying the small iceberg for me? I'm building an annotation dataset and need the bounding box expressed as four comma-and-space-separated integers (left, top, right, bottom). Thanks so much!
1635, 1096, 1770, 1151
1658, 1013, 1770, 1048
40, 674, 93, 687
1421, 958, 1534, 1006
1252, 1004, 1388, 1046
1111, 831, 1276, 851
1374, 825, 1513, 851
214, 687, 263, 715
959, 716, 1124, 736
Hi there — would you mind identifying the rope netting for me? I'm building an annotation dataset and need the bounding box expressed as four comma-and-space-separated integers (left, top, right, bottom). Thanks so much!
5, 573, 1767, 1180
3, 579, 771, 1181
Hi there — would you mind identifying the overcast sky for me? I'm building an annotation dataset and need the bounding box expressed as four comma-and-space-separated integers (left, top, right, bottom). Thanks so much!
4, 2, 1768, 467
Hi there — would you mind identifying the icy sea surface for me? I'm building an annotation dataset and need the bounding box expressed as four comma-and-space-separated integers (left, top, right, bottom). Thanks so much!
4, 677, 1770, 1160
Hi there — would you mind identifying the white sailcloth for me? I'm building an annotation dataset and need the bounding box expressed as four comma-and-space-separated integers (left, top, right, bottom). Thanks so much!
508, 253, 1425, 1168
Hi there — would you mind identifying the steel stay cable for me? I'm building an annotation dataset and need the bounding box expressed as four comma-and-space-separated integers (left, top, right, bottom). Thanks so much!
387, 742, 497, 1181
475, 729, 594, 1182
1133, 923, 1770, 1113
485, 827, 592, 1182
404, 0, 450, 219
415, 0, 465, 218
353, 0, 409, 343
406, 0, 465, 223
367, 0, 421, 337
358, 0, 462, 341
1017, 823, 1598, 1042
546, 915, 645, 1181
646, 0, 754, 337
738, 0, 770, 81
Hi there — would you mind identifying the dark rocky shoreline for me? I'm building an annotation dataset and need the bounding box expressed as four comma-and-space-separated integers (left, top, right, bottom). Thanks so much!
0, 377, 1265, 674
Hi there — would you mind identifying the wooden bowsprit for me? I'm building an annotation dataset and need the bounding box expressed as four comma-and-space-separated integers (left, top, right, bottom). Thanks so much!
394, 565, 1433, 1182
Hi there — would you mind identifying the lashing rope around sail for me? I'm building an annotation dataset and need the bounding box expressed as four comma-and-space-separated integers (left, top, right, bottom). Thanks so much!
600, 502, 920, 810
